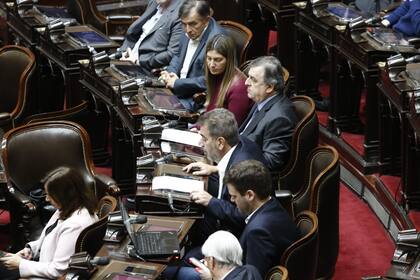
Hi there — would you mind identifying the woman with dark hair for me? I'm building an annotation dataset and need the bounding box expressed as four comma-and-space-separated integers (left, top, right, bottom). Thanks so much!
0, 167, 98, 279
204, 34, 253, 126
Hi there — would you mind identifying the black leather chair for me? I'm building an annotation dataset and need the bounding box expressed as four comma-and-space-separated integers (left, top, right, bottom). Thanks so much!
265, 265, 289, 280
75, 195, 117, 257
218, 20, 253, 65
0, 45, 36, 134
278, 95, 319, 195
292, 146, 340, 279
280, 211, 319, 280
2, 121, 119, 250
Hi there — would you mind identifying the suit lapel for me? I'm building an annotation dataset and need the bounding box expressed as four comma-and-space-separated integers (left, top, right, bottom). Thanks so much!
239, 104, 257, 132
186, 19, 214, 75
145, 0, 177, 38
242, 94, 281, 135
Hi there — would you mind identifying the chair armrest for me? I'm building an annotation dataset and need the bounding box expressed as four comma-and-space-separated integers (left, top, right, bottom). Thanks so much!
0, 112, 12, 126
94, 174, 120, 196
275, 190, 293, 217
8, 187, 36, 213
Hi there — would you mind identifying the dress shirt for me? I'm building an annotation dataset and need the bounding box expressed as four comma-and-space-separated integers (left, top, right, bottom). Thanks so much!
131, 6, 164, 63
216, 144, 237, 199
241, 94, 277, 135
245, 197, 271, 224
179, 26, 208, 78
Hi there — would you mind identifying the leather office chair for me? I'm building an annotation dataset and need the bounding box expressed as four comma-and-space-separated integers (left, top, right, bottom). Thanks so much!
292, 146, 340, 279
1, 121, 119, 250
75, 195, 117, 257
280, 211, 319, 280
0, 45, 36, 134
265, 265, 289, 280
67, 0, 141, 41
277, 96, 319, 195
218, 20, 253, 65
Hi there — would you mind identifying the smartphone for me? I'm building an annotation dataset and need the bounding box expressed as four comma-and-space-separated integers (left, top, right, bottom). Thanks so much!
124, 266, 156, 276
102, 272, 148, 280
189, 257, 207, 270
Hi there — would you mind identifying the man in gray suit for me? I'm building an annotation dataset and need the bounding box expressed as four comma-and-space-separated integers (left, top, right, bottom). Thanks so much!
120, 0, 183, 75
239, 56, 297, 171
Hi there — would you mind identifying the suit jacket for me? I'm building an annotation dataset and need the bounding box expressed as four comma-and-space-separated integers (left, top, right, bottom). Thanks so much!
208, 198, 299, 277
20, 208, 97, 279
120, 0, 183, 73
239, 93, 297, 171
166, 17, 224, 98
224, 265, 262, 280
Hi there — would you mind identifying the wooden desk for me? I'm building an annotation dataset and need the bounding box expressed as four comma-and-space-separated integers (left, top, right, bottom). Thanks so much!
79, 61, 198, 194
92, 216, 194, 279
92, 259, 165, 280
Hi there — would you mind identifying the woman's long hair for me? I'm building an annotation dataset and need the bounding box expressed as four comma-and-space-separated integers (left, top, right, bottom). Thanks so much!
43, 167, 97, 220
205, 34, 237, 108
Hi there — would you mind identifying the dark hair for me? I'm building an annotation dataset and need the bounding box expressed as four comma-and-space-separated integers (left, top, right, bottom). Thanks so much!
43, 167, 97, 220
179, 0, 211, 18
224, 160, 271, 199
205, 34, 244, 108
249, 56, 284, 91
199, 108, 239, 147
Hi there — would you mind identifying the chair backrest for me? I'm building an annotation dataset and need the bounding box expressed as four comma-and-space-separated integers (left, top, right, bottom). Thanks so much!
278, 96, 319, 195
2, 121, 97, 196
265, 265, 289, 280
292, 146, 340, 279
0, 45, 36, 121
75, 195, 117, 257
218, 20, 252, 65
280, 211, 319, 280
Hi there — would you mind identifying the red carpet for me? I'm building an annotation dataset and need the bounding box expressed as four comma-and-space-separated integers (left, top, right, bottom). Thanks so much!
334, 184, 394, 279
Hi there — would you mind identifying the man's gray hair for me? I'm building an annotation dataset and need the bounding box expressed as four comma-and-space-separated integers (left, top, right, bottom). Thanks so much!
201, 230, 243, 267
179, 0, 211, 19
249, 56, 284, 91
199, 108, 239, 147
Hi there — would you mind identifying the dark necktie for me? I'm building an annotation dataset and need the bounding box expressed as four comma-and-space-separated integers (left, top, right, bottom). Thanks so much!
241, 107, 260, 135
45, 219, 59, 235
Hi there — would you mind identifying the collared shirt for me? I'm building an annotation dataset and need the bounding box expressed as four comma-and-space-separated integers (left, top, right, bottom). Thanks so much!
241, 94, 277, 134
245, 197, 271, 224
179, 25, 208, 78
131, 6, 164, 63
216, 144, 237, 199
220, 267, 237, 280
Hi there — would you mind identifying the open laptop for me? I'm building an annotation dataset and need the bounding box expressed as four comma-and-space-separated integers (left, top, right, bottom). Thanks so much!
119, 198, 180, 259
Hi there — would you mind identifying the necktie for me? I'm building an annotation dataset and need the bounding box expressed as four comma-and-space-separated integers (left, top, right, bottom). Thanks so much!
241, 107, 260, 135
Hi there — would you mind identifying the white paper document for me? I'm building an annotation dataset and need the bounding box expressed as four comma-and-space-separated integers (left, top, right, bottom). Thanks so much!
152, 176, 204, 194
161, 128, 202, 147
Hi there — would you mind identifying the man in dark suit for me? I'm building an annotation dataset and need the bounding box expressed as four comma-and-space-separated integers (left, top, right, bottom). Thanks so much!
240, 56, 297, 171
119, 0, 183, 74
207, 160, 300, 277
159, 0, 224, 111
194, 230, 262, 280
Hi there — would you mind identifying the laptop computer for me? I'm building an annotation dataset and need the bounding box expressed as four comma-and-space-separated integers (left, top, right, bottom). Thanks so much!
119, 198, 180, 259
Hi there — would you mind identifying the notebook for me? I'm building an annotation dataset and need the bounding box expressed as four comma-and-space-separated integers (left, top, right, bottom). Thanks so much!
119, 198, 180, 259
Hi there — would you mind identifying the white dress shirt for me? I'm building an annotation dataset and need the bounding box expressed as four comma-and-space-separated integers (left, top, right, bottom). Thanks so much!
216, 144, 237, 199
131, 6, 164, 63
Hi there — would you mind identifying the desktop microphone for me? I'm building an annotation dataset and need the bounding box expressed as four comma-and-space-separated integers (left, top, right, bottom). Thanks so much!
167, 192, 176, 212
89, 256, 110, 266
406, 55, 420, 64
155, 154, 177, 164
128, 215, 148, 224
364, 15, 382, 25
109, 49, 123, 60
161, 120, 179, 129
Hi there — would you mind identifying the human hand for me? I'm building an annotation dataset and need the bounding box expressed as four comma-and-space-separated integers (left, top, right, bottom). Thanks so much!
189, 258, 212, 280
165, 73, 179, 89
16, 247, 32, 260
190, 190, 213, 206
183, 162, 217, 175
1, 253, 22, 270
120, 48, 137, 64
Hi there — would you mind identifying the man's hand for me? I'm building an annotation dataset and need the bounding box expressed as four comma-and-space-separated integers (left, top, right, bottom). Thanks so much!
120, 47, 137, 64
183, 162, 218, 175
16, 247, 32, 260
1, 253, 22, 270
164, 72, 179, 89
190, 190, 212, 206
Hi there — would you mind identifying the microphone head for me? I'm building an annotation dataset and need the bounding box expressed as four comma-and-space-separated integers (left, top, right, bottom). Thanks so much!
90, 256, 110, 266
130, 215, 148, 224
406, 55, 420, 64
109, 50, 123, 60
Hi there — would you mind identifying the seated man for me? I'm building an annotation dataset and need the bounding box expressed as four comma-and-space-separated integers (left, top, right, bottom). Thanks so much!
188, 160, 299, 278
159, 0, 224, 111
381, 0, 420, 36
193, 230, 262, 280
184, 108, 267, 240
119, 0, 183, 74
239, 56, 297, 171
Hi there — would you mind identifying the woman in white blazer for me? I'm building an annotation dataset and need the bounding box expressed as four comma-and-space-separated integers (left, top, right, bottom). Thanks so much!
0, 167, 98, 279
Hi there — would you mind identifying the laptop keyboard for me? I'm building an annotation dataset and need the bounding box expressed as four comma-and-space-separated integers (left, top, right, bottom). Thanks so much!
136, 232, 163, 255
